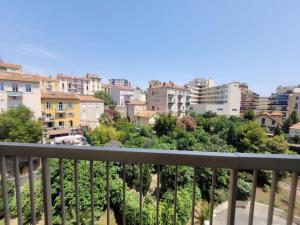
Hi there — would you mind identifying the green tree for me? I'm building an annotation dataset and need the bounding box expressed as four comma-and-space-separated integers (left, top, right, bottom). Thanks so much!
0, 106, 43, 143
243, 110, 255, 121
283, 111, 299, 133
94, 91, 114, 107
153, 113, 178, 136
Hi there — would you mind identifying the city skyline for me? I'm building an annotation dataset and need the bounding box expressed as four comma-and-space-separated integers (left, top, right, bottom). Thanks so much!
1, 0, 300, 96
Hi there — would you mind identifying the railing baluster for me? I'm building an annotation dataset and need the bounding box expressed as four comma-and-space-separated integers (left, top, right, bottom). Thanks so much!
41, 158, 53, 225
74, 159, 80, 225
227, 169, 238, 225
191, 167, 197, 225
28, 157, 36, 225
248, 170, 258, 225
173, 165, 179, 225
90, 160, 94, 225
209, 168, 217, 225
14, 157, 23, 225
59, 159, 65, 225
106, 161, 110, 225
156, 165, 160, 225
267, 170, 277, 225
0, 156, 10, 225
286, 172, 299, 225
139, 163, 143, 225
123, 163, 126, 225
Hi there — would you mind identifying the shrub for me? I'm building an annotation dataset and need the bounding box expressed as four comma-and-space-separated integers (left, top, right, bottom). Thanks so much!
237, 180, 251, 201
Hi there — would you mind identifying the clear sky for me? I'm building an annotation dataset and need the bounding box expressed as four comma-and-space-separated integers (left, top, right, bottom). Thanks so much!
1, 0, 300, 96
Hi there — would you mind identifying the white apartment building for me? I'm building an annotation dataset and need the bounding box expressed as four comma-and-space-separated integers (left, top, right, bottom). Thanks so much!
0, 72, 42, 118
187, 78, 241, 116
109, 78, 131, 86
57, 73, 101, 95
147, 81, 190, 118
111, 85, 134, 106
79, 95, 104, 129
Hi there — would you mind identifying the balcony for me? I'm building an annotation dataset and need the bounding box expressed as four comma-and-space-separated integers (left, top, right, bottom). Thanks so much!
7, 91, 23, 97
0, 142, 299, 225
42, 116, 55, 122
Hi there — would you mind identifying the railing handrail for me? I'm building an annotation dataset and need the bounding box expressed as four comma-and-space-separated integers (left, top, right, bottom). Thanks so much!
0, 142, 299, 172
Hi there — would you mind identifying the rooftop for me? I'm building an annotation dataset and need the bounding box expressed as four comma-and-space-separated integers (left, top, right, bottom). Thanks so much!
0, 62, 22, 70
41, 91, 79, 100
127, 99, 146, 105
79, 95, 103, 102
57, 73, 89, 81
290, 122, 300, 130
0, 72, 40, 83
149, 81, 186, 90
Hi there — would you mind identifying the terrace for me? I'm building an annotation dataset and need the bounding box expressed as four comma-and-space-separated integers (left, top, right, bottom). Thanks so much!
0, 142, 299, 225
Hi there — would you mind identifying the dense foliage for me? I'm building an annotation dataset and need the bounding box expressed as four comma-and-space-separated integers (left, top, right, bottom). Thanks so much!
94, 90, 114, 107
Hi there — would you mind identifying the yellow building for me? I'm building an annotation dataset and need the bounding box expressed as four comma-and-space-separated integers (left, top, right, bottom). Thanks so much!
288, 90, 300, 119
39, 76, 60, 92
41, 92, 80, 133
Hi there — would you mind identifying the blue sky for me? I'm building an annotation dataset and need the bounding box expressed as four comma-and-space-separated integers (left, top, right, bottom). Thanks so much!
1, 0, 300, 96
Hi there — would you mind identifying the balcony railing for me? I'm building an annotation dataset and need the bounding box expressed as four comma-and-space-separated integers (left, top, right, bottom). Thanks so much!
0, 142, 299, 225
7, 91, 23, 97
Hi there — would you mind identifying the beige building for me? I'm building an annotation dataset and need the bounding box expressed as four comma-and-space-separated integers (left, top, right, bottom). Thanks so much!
101, 83, 112, 93
255, 112, 283, 134
287, 89, 300, 119
39, 76, 60, 92
0, 72, 41, 118
57, 73, 101, 95
79, 95, 104, 129
289, 122, 300, 137
147, 81, 189, 118
0, 62, 22, 73
255, 97, 271, 114
239, 83, 259, 115
127, 100, 158, 125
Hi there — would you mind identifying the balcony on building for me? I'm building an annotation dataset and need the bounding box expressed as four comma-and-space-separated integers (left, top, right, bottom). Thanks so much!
7, 91, 23, 97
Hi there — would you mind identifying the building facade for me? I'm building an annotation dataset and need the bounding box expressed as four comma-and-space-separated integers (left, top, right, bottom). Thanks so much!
57, 73, 101, 95
289, 122, 300, 137
101, 83, 112, 93
41, 92, 80, 131
239, 83, 259, 115
39, 76, 60, 92
133, 87, 146, 102
255, 112, 283, 134
255, 97, 271, 114
109, 78, 131, 86
287, 88, 300, 119
0, 72, 42, 118
187, 79, 241, 116
79, 95, 104, 129
111, 85, 134, 106
147, 81, 190, 118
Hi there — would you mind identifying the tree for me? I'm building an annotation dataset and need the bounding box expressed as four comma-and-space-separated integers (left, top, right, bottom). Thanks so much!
153, 113, 178, 136
0, 106, 43, 143
283, 111, 299, 133
94, 91, 114, 107
180, 116, 197, 131
243, 110, 255, 121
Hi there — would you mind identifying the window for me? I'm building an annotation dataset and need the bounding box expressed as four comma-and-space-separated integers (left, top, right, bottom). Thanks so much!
87, 85, 89, 90
62, 83, 65, 89
296, 96, 299, 101
0, 99, 4, 109
232, 109, 237, 111
217, 108, 223, 111
69, 120, 73, 127
272, 120, 276, 125
295, 103, 299, 110
59, 121, 64, 127
68, 102, 73, 109
82, 104, 86, 108
26, 84, 32, 92
46, 102, 51, 110
68, 83, 71, 89
261, 118, 266, 125
12, 83, 18, 92
152, 106, 155, 110
46, 113, 52, 118
59, 102, 63, 111
0, 83, 4, 91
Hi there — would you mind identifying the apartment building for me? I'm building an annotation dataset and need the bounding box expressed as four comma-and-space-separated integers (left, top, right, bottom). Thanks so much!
287, 88, 300, 119
255, 97, 271, 114
101, 83, 112, 93
268, 85, 300, 119
239, 83, 259, 115
109, 78, 131, 86
187, 79, 241, 116
0, 61, 22, 73
133, 87, 146, 102
147, 81, 190, 118
41, 92, 80, 132
111, 85, 134, 106
57, 73, 101, 95
0, 72, 41, 118
79, 95, 104, 129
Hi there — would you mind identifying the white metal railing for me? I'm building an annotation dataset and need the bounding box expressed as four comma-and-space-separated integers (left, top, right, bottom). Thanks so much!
0, 142, 299, 225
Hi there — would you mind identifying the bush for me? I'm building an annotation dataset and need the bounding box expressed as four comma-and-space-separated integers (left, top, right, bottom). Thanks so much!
237, 179, 251, 201
214, 189, 228, 204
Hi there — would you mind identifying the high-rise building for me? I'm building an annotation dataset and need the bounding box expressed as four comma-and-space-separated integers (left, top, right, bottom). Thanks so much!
186, 78, 241, 116
255, 97, 271, 114
239, 83, 259, 115
109, 78, 131, 86
147, 81, 190, 118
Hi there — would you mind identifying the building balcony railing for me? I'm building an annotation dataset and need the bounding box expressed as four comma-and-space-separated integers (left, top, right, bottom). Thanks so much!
42, 116, 55, 122
7, 91, 23, 97
0, 142, 299, 225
